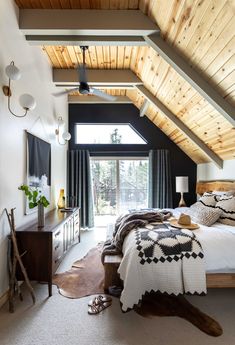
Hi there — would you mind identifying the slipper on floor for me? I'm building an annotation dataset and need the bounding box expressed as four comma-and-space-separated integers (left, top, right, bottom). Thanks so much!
88, 295, 112, 307
88, 301, 112, 315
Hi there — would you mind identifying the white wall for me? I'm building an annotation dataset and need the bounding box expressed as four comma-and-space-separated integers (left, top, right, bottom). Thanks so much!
197, 159, 235, 181
0, 1, 68, 297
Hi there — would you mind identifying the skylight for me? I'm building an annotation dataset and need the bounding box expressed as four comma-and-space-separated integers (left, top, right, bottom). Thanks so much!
75, 124, 147, 145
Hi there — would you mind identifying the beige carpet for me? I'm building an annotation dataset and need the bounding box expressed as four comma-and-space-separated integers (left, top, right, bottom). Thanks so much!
52, 244, 222, 337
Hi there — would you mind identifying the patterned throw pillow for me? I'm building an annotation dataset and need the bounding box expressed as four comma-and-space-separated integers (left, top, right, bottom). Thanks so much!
216, 196, 235, 226
188, 202, 222, 226
199, 192, 219, 208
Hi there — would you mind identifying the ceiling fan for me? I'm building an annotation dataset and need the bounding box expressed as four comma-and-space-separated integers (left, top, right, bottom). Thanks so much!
53, 46, 117, 101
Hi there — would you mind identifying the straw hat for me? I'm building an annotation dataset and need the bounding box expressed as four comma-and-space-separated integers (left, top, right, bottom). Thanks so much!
170, 213, 199, 230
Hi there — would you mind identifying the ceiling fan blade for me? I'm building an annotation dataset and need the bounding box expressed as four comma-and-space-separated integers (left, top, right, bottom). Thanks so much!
79, 63, 87, 83
89, 88, 117, 101
52, 87, 80, 97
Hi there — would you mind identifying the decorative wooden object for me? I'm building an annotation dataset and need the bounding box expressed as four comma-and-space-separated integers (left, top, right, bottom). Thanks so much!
15, 208, 80, 297
196, 180, 235, 196
5, 208, 36, 313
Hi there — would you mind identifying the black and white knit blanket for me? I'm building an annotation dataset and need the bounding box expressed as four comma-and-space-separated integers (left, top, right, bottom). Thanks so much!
117, 222, 206, 311
101, 210, 172, 263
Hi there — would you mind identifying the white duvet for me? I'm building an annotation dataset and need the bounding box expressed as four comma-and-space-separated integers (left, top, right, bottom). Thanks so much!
173, 207, 235, 273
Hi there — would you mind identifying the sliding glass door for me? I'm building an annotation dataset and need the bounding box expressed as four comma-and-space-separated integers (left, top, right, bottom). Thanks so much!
91, 158, 148, 216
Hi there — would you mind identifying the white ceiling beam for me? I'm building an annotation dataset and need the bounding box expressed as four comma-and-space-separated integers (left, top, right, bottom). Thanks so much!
68, 95, 132, 104
19, 10, 159, 36
145, 34, 235, 127
136, 85, 223, 168
53, 69, 143, 87
139, 99, 149, 117
25, 35, 147, 46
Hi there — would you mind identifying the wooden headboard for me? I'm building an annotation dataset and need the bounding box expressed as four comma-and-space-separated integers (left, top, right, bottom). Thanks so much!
196, 180, 235, 195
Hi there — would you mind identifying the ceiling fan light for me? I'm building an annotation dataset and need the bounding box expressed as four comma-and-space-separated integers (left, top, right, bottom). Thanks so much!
5, 63, 21, 80
62, 131, 71, 141
19, 93, 36, 110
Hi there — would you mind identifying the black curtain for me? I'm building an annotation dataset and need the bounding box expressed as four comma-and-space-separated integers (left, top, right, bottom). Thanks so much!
148, 149, 173, 209
67, 150, 94, 229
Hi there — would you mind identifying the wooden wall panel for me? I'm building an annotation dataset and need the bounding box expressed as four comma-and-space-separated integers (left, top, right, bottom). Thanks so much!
43, 46, 133, 69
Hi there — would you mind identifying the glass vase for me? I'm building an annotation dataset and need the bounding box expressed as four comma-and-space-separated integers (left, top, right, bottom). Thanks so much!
57, 189, 65, 209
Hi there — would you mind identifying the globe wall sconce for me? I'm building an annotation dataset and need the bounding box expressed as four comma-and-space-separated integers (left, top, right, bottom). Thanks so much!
2, 61, 36, 118
55, 116, 71, 145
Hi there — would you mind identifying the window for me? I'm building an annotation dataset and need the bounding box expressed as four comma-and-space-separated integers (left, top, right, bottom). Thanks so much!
75, 124, 147, 144
91, 158, 149, 215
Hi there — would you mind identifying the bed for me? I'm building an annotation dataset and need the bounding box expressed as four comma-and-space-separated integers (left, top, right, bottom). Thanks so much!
103, 180, 235, 309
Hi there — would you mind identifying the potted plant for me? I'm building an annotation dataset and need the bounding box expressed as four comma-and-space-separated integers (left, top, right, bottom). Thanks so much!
18, 184, 50, 227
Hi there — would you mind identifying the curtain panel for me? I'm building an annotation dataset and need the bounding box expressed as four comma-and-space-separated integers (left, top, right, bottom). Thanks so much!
67, 150, 94, 229
148, 149, 173, 209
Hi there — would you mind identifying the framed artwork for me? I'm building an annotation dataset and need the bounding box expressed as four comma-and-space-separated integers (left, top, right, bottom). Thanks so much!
26, 132, 51, 214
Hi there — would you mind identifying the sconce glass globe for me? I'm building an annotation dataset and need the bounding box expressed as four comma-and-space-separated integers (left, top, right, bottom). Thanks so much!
19, 94, 36, 110
62, 131, 71, 141
5, 63, 21, 80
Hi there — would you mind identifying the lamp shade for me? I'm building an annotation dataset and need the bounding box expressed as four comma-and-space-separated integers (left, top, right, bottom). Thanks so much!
176, 176, 188, 193
62, 131, 71, 141
5, 63, 21, 80
19, 94, 36, 110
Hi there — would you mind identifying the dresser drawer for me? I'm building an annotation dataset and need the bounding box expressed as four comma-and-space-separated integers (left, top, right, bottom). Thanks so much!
53, 227, 64, 270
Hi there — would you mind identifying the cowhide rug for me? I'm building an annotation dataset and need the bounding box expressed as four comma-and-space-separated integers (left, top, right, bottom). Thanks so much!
53, 244, 222, 337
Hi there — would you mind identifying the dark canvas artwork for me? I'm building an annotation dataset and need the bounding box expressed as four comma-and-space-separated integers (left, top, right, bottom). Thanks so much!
26, 132, 51, 214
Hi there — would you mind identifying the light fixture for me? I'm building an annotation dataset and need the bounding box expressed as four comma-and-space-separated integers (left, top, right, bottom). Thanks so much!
176, 176, 188, 207
2, 61, 36, 118
55, 116, 71, 145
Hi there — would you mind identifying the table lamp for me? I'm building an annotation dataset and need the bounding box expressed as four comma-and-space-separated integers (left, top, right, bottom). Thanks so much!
176, 176, 188, 207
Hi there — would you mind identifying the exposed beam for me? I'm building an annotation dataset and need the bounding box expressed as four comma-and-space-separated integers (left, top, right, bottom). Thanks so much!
68, 95, 132, 104
145, 34, 235, 127
26, 35, 147, 46
139, 99, 149, 117
53, 69, 143, 87
19, 10, 159, 36
136, 85, 223, 168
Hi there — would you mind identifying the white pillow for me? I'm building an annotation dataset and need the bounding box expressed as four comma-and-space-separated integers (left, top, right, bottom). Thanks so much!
188, 202, 222, 226
216, 196, 235, 226
199, 192, 218, 207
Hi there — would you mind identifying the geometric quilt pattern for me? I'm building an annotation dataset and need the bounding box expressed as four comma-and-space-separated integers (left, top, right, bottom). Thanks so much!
135, 224, 204, 265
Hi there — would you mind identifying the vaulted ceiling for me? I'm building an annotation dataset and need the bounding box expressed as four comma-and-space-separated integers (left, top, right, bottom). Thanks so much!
15, 0, 235, 165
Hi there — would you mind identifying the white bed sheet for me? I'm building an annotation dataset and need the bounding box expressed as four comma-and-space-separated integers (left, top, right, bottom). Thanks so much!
173, 207, 235, 273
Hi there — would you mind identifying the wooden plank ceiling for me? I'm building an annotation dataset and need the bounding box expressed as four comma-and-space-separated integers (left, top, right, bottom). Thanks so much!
15, 0, 235, 164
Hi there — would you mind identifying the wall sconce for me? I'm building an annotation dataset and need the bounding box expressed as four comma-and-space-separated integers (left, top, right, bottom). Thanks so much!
2, 61, 36, 118
176, 176, 188, 207
55, 116, 71, 145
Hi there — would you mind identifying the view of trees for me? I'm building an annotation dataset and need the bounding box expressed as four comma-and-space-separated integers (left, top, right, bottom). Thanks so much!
91, 158, 148, 215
